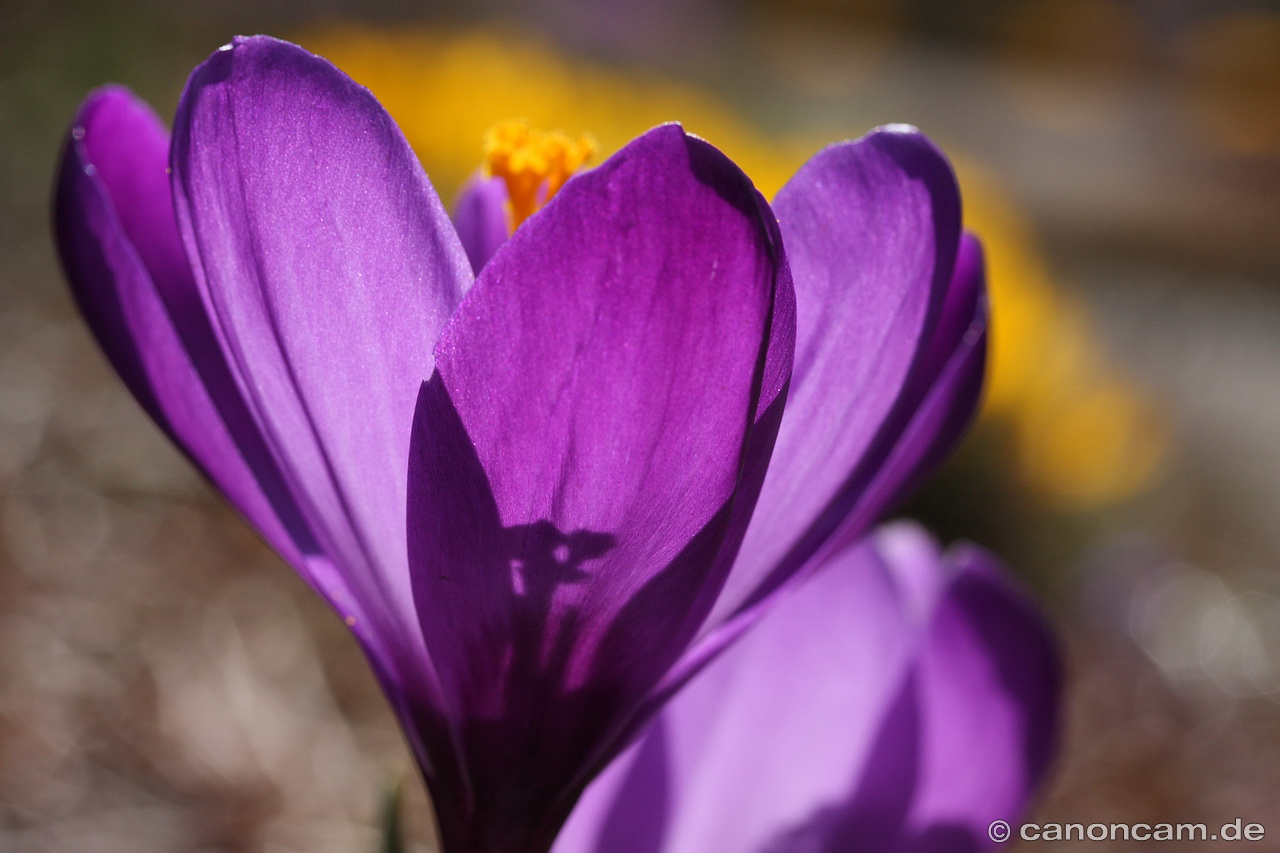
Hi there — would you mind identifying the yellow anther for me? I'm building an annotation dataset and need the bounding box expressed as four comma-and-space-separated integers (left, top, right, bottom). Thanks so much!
483, 119, 597, 230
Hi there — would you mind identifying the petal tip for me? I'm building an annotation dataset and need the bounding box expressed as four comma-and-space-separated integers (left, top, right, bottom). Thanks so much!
190, 34, 323, 86
864, 123, 950, 163
62, 84, 167, 184
874, 517, 939, 552
634, 121, 691, 150
873, 122, 922, 136
73, 84, 147, 133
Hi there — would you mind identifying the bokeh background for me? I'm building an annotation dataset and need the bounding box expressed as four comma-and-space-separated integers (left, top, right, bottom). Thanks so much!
3, 0, 1280, 849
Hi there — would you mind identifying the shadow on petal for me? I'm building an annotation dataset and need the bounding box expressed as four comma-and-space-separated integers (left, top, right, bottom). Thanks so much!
408, 373, 742, 852
761, 671, 922, 853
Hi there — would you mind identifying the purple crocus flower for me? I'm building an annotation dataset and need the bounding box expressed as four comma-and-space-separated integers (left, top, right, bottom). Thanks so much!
56, 35, 1007, 853
556, 522, 1059, 853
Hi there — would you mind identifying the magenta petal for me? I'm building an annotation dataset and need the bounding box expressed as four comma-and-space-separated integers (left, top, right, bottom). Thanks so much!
408, 124, 793, 853
709, 127, 962, 629
452, 173, 511, 273
169, 37, 472, 667
558, 524, 1060, 853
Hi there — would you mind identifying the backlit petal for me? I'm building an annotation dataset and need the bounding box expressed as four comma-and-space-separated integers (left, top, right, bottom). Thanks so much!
407, 124, 793, 852
838, 232, 989, 525
53, 86, 350, 605
708, 128, 962, 630
169, 36, 472, 696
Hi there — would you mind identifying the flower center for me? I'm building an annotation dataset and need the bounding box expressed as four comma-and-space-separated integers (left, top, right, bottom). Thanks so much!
483, 119, 597, 231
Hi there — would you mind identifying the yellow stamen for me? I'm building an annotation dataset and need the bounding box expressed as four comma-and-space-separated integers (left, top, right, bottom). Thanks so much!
483, 119, 597, 230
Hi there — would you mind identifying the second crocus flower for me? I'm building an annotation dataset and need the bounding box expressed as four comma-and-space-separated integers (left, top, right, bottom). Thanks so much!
557, 522, 1060, 853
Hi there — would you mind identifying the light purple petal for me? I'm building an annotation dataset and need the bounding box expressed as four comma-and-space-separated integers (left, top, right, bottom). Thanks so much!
558, 524, 1060, 853
558, 530, 917, 853
168, 36, 472, 699
452, 173, 510, 274
902, 542, 1061, 849
706, 127, 962, 630
54, 69, 458, 801
407, 124, 793, 852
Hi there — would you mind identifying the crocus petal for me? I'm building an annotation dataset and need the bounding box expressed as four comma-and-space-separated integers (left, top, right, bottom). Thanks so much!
452, 173, 510, 273
903, 541, 1060, 849
916, 233, 987, 397
708, 127, 962, 629
836, 232, 989, 527
884, 232, 988, 503
55, 87, 183, 429
53, 86, 338, 595
169, 36, 473, 678
557, 523, 1060, 853
407, 124, 793, 852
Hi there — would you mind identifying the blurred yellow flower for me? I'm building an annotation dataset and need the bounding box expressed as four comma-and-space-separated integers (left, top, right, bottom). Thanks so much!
299, 23, 1165, 509
958, 161, 1167, 506
299, 26, 809, 201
